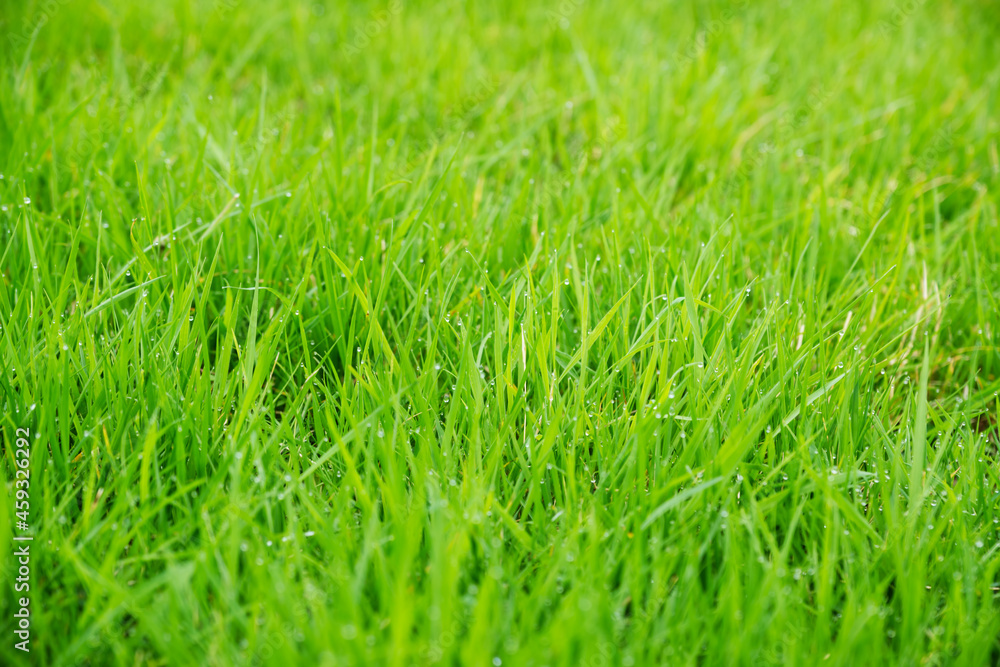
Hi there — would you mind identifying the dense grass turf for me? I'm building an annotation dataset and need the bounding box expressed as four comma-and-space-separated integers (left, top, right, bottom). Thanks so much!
2, 0, 1000, 664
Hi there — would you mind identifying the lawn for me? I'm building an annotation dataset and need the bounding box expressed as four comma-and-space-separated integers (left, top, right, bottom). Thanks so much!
2, 0, 1000, 664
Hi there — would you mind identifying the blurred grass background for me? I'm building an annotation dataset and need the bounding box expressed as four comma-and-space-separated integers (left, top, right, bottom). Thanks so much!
1, 0, 1000, 665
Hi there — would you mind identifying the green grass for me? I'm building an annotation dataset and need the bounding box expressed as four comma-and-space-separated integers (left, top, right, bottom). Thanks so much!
2, 0, 1000, 664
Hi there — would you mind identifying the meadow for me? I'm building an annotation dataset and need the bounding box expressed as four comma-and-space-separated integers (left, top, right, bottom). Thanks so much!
1, 0, 1000, 664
